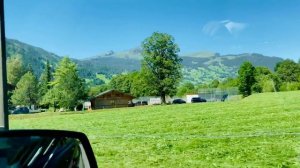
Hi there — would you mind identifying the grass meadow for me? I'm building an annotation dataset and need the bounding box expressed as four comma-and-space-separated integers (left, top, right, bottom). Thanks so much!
9, 91, 300, 167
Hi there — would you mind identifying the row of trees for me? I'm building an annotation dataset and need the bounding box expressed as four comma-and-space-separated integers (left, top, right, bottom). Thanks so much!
238, 59, 300, 97
89, 56, 300, 102
8, 31, 300, 110
8, 56, 86, 110
174, 59, 300, 98
8, 32, 183, 108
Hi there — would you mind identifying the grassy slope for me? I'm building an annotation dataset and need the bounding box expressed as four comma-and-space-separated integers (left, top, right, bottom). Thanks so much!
10, 91, 300, 167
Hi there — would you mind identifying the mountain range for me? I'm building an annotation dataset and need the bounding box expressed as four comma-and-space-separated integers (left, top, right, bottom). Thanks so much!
6, 39, 284, 84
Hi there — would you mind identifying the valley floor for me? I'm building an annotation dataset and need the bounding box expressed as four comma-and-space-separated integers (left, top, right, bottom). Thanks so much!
10, 91, 300, 167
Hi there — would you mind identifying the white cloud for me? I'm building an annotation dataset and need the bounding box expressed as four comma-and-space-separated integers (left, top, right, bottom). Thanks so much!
202, 20, 247, 36
202, 21, 222, 36
222, 20, 247, 34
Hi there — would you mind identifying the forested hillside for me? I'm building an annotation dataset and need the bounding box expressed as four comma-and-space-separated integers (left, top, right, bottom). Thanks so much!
6, 39, 283, 84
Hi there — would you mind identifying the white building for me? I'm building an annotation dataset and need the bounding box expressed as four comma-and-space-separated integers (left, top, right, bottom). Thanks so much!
149, 98, 161, 105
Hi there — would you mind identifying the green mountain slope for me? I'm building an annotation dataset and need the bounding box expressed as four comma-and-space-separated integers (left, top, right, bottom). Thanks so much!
6, 39, 61, 77
6, 39, 284, 84
181, 53, 283, 83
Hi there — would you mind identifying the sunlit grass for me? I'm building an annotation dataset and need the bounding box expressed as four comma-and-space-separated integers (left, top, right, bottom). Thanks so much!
10, 91, 300, 167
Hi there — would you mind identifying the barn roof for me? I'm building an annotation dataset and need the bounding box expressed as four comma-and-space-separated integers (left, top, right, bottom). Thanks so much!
91, 89, 134, 100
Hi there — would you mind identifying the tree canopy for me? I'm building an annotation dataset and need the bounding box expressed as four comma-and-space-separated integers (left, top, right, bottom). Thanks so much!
43, 57, 86, 109
110, 73, 132, 94
141, 32, 182, 103
176, 82, 196, 97
275, 59, 300, 82
11, 71, 38, 106
238, 61, 256, 97
38, 61, 52, 106
252, 66, 275, 93
7, 55, 26, 85
108, 71, 153, 97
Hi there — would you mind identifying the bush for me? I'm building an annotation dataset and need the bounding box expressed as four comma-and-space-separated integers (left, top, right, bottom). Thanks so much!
280, 82, 300, 91
262, 80, 276, 92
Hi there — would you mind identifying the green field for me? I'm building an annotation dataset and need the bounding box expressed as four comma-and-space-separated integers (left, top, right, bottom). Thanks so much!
10, 91, 300, 167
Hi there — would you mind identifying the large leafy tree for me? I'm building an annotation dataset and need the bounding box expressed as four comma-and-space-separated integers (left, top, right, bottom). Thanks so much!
7, 55, 26, 85
109, 71, 152, 97
38, 61, 52, 106
275, 59, 300, 82
11, 71, 38, 106
43, 57, 86, 110
141, 32, 182, 103
176, 82, 196, 97
130, 71, 153, 97
88, 84, 110, 97
209, 79, 220, 88
110, 73, 132, 94
238, 61, 256, 97
218, 78, 239, 89
252, 66, 280, 93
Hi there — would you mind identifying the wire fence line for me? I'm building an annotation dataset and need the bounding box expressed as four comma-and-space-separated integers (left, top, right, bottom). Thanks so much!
88, 132, 300, 140
195, 87, 239, 102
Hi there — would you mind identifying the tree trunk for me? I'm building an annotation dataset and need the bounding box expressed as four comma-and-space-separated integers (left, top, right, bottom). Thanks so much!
161, 92, 166, 104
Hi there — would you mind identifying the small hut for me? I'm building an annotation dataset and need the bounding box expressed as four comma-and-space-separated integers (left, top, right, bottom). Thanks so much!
90, 90, 134, 109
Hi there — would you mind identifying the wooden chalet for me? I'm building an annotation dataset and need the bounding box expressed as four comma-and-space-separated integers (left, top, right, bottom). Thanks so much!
90, 90, 134, 109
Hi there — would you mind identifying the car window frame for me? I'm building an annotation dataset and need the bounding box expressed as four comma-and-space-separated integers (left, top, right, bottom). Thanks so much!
0, 0, 9, 130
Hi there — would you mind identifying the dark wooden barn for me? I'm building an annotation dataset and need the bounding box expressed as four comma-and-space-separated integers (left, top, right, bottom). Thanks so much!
90, 90, 134, 109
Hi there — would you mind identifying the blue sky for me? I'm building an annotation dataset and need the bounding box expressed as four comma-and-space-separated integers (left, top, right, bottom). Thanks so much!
4, 0, 300, 60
